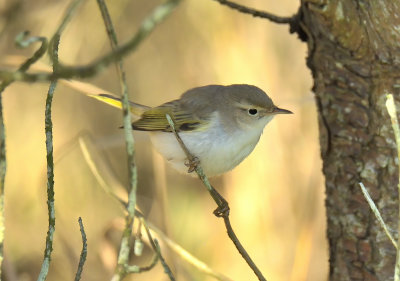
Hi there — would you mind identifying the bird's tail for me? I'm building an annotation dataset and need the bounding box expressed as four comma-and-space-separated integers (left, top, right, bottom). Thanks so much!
89, 93, 150, 117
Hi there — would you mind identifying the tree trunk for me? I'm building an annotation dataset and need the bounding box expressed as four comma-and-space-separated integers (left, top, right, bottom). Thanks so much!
301, 1, 400, 280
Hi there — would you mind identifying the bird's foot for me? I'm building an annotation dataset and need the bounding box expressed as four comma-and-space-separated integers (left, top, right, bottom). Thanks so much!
213, 201, 230, 217
184, 156, 200, 173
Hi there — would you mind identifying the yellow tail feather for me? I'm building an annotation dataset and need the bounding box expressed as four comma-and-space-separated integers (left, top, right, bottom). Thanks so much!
89, 94, 150, 117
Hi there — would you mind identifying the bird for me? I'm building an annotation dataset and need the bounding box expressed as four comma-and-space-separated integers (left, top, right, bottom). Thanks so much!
90, 84, 292, 177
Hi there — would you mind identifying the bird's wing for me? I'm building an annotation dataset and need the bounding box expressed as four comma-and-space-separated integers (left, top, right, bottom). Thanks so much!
132, 101, 209, 132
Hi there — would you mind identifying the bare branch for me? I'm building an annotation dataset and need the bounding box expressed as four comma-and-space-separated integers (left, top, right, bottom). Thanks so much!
74, 217, 88, 281
212, 0, 296, 24
37, 55, 59, 281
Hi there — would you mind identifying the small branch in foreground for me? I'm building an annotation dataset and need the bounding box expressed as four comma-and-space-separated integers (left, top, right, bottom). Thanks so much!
165, 114, 267, 281
212, 0, 296, 24
74, 217, 88, 281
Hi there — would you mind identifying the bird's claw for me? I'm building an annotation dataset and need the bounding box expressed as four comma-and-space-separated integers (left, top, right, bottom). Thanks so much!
213, 202, 230, 217
184, 157, 200, 173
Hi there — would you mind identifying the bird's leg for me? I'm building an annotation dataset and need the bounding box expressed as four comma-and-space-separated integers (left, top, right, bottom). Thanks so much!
165, 114, 229, 216
184, 156, 200, 173
184, 157, 229, 216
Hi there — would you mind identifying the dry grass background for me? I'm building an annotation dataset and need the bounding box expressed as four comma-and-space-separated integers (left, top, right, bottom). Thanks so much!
0, 0, 327, 280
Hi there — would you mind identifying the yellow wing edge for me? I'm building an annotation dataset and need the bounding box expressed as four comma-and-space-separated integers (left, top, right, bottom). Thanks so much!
89, 94, 150, 117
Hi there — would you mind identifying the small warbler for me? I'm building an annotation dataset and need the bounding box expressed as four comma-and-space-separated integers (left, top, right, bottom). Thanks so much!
91, 84, 292, 176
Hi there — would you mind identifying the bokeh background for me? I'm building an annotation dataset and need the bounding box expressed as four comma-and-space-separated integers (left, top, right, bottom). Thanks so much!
0, 0, 327, 280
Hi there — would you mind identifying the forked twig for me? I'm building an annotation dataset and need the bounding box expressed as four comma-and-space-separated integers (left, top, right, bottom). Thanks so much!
165, 114, 267, 281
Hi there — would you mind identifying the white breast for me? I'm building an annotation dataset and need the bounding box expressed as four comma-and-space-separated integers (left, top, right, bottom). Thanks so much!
149, 112, 273, 177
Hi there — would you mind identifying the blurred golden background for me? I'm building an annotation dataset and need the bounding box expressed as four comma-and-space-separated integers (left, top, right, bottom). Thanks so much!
0, 0, 327, 280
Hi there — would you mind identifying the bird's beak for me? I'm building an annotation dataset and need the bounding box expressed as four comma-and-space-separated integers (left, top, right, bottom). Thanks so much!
272, 106, 293, 115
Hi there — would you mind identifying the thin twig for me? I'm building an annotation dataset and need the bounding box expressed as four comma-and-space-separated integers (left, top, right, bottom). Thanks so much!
358, 182, 397, 248
142, 218, 176, 281
0, 30, 49, 278
37, 53, 59, 281
212, 0, 295, 23
154, 239, 175, 281
385, 93, 400, 281
0, 0, 181, 83
1, 32, 47, 87
48, 0, 85, 63
95, 1, 138, 280
38, 1, 83, 279
15, 32, 48, 73
125, 254, 159, 274
74, 217, 88, 281
165, 114, 267, 281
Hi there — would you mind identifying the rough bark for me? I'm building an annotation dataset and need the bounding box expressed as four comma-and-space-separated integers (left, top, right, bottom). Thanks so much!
301, 1, 400, 280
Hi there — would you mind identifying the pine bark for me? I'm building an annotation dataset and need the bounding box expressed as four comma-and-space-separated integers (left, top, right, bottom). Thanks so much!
301, 1, 400, 280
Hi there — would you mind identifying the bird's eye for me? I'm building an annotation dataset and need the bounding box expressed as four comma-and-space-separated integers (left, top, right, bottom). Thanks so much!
248, 108, 258, 116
